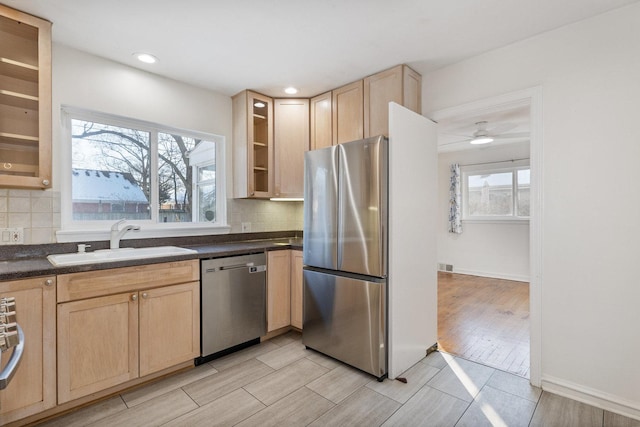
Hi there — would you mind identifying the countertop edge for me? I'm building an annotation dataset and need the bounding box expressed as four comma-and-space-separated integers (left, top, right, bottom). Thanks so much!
0, 239, 303, 281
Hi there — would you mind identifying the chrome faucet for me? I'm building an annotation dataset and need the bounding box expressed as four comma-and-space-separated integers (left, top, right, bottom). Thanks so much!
110, 220, 141, 249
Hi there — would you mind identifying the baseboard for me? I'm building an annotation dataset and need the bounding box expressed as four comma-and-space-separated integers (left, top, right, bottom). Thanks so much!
541, 375, 640, 421
446, 268, 530, 283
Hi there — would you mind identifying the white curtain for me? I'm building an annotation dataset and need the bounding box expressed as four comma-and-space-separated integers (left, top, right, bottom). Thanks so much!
449, 163, 463, 234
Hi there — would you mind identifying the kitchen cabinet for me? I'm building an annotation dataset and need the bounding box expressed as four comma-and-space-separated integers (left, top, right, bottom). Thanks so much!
0, 276, 56, 425
332, 80, 364, 145
364, 64, 422, 138
56, 260, 199, 404
267, 250, 291, 331
139, 282, 200, 377
290, 250, 303, 329
233, 90, 274, 198
0, 5, 52, 189
273, 98, 309, 198
310, 91, 332, 150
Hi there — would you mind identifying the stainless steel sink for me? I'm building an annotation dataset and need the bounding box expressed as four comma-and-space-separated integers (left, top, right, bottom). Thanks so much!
47, 246, 197, 266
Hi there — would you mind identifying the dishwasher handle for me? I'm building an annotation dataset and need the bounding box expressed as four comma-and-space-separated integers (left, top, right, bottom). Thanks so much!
204, 263, 266, 273
0, 323, 24, 390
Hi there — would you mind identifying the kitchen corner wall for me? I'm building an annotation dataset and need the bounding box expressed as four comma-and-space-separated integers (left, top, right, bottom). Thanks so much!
0, 44, 303, 245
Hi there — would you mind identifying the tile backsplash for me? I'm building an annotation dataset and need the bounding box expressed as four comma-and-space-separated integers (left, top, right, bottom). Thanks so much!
0, 189, 61, 244
227, 199, 303, 233
0, 189, 303, 244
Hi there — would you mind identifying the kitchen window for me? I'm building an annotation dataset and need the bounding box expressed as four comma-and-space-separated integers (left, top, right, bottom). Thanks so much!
59, 107, 228, 240
462, 161, 530, 221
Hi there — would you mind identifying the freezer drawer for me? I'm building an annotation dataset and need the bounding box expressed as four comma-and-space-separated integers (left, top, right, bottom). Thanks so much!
302, 268, 386, 378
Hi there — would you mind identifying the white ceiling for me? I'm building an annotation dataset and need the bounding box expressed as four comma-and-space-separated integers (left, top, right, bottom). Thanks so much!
5, 0, 638, 98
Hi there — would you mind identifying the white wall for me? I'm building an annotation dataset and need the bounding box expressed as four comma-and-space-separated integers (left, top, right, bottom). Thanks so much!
423, 3, 640, 416
438, 143, 530, 281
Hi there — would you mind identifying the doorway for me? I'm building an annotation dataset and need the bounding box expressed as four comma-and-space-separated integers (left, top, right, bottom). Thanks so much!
430, 88, 542, 384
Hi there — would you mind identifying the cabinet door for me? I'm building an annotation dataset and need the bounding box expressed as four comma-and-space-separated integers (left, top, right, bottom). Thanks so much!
364, 65, 422, 138
364, 65, 402, 138
274, 98, 309, 198
267, 250, 291, 331
0, 276, 55, 425
290, 250, 304, 329
310, 91, 332, 150
57, 292, 139, 403
0, 5, 52, 189
232, 90, 273, 198
332, 80, 364, 145
402, 65, 422, 115
139, 282, 200, 377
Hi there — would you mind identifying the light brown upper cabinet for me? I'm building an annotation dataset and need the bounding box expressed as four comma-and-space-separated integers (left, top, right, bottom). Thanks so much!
0, 5, 52, 189
310, 91, 332, 150
364, 64, 422, 138
274, 98, 309, 198
233, 90, 273, 198
332, 80, 364, 145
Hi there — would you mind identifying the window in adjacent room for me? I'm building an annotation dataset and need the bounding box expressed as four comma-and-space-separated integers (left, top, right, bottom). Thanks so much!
63, 107, 227, 232
462, 161, 530, 221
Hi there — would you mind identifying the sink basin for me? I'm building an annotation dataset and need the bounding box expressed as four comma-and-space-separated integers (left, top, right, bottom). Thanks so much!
47, 246, 198, 266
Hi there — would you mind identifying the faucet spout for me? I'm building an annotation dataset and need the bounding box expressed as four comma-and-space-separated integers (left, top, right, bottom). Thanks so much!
110, 220, 141, 249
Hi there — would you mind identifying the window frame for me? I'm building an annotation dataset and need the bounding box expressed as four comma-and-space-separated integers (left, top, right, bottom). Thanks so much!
58, 106, 229, 242
461, 160, 530, 223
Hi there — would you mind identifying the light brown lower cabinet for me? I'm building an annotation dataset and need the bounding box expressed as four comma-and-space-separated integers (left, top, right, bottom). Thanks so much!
267, 250, 291, 331
0, 276, 56, 425
290, 250, 303, 329
57, 292, 139, 403
138, 282, 200, 377
56, 261, 200, 404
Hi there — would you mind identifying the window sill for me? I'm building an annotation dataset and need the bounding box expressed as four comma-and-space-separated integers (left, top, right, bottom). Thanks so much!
462, 218, 530, 225
55, 223, 231, 243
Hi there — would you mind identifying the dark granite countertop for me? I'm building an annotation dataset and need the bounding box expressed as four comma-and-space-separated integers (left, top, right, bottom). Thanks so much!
0, 232, 303, 281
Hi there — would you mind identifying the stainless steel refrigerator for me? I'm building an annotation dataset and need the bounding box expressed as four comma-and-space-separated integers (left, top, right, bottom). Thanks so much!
302, 135, 388, 380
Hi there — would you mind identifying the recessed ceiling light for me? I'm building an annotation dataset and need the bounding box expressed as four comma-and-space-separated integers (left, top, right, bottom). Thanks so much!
254, 102, 266, 108
284, 87, 298, 95
134, 53, 158, 64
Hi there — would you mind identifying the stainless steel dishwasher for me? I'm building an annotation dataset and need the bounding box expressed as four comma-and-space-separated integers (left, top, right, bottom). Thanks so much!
197, 253, 267, 364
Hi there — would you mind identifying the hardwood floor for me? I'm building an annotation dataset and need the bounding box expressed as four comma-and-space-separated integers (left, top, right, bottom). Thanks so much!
438, 272, 530, 378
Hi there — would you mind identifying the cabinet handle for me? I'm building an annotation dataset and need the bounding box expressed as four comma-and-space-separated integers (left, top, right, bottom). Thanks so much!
131, 294, 138, 301
142, 292, 148, 299
42, 179, 50, 186
44, 279, 53, 286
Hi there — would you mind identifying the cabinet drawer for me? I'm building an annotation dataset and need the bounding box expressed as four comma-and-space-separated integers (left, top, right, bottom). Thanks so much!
57, 260, 199, 302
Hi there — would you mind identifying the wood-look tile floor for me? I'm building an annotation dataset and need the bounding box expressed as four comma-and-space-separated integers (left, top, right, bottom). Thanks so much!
36, 331, 640, 427
438, 272, 531, 378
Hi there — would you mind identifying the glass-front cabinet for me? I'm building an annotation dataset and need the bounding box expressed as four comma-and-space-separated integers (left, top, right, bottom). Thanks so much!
232, 90, 273, 198
0, 5, 52, 189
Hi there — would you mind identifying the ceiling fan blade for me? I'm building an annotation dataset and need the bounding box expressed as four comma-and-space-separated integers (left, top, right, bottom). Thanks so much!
492, 131, 530, 139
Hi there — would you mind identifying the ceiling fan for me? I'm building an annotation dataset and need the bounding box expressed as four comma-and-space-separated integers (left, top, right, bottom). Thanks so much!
451, 120, 529, 145
469, 121, 494, 144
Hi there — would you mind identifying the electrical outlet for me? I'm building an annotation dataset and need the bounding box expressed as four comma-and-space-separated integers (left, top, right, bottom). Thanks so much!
241, 222, 251, 233
0, 227, 23, 245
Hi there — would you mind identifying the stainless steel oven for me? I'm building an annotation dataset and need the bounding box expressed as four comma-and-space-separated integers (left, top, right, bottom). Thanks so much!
0, 297, 24, 394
